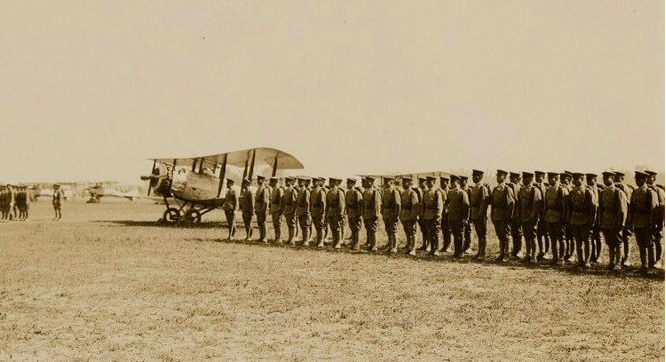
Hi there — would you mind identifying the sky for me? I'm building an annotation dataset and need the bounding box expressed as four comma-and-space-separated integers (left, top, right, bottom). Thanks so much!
0, 0, 663, 183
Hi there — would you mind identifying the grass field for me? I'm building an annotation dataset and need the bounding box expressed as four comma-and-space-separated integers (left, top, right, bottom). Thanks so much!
0, 200, 663, 361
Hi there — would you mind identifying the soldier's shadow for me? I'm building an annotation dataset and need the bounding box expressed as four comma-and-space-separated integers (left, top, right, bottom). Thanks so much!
183, 236, 665, 281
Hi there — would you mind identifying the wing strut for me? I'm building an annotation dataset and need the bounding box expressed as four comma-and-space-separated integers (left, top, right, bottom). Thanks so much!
217, 153, 228, 197
271, 156, 278, 177
248, 148, 257, 180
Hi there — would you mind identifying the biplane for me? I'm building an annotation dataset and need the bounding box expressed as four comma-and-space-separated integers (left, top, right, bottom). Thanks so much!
140, 147, 304, 224
85, 183, 140, 203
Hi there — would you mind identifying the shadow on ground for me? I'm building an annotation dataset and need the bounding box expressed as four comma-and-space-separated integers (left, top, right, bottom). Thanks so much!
91, 220, 224, 229
183, 236, 666, 282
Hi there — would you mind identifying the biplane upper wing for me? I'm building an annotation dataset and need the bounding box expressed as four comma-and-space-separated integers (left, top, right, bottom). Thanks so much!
149, 147, 304, 170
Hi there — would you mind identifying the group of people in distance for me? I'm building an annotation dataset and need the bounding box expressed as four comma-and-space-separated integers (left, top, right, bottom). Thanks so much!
220, 169, 664, 275
0, 184, 31, 221
0, 183, 65, 222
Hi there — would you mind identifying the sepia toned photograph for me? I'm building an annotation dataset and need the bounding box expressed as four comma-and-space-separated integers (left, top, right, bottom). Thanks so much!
0, 1, 664, 361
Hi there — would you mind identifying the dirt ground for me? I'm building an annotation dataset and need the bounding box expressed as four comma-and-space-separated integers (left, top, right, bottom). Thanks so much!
0, 200, 663, 361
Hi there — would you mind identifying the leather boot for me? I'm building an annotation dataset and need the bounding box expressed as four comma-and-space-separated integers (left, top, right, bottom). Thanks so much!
607, 246, 615, 270
648, 244, 656, 269
613, 246, 622, 270
316, 228, 324, 248
583, 240, 591, 268
287, 227, 295, 245
639, 245, 647, 271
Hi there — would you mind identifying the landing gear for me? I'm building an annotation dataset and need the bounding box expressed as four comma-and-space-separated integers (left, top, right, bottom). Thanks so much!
158, 197, 215, 226
183, 209, 202, 224
162, 207, 181, 224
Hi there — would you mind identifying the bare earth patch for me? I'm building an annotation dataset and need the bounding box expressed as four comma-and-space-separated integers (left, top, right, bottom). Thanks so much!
0, 201, 663, 361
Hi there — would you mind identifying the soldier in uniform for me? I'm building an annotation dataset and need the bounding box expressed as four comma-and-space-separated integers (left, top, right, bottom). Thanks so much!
490, 170, 515, 262
310, 177, 327, 247
628, 171, 659, 273
544, 172, 568, 265
460, 176, 473, 254
599, 171, 628, 271
439, 176, 451, 253
239, 178, 255, 241
447, 175, 470, 258
362, 176, 382, 251
381, 177, 401, 253
326, 177, 346, 249
518, 172, 542, 263
470, 170, 490, 261
508, 172, 523, 259
296, 177, 312, 246
614, 172, 635, 267
15, 186, 25, 221
23, 186, 30, 221
0, 185, 6, 222
569, 173, 598, 268
52, 184, 63, 221
416, 177, 428, 251
345, 178, 364, 250
645, 170, 665, 268
586, 173, 603, 263
282, 177, 298, 245
423, 176, 444, 256
560, 172, 575, 262
400, 177, 419, 256
534, 171, 550, 260
254, 176, 270, 243
222, 180, 239, 239
269, 177, 284, 243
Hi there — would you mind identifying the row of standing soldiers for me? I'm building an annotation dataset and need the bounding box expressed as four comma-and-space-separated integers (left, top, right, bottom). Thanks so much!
220, 170, 665, 272
0, 184, 31, 221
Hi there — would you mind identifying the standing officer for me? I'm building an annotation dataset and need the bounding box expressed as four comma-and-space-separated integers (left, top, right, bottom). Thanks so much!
447, 175, 470, 258
470, 170, 490, 261
381, 177, 401, 253
560, 172, 575, 262
439, 176, 451, 253
269, 177, 284, 243
544, 172, 568, 266
508, 172, 523, 259
222, 179, 239, 240
296, 177, 312, 246
345, 178, 364, 250
586, 173, 603, 263
0, 184, 6, 222
628, 171, 658, 273
400, 177, 419, 256
614, 172, 634, 267
460, 176, 473, 254
255, 176, 270, 243
239, 178, 255, 241
490, 170, 515, 262
310, 177, 327, 247
534, 171, 550, 260
282, 177, 298, 245
645, 170, 665, 268
423, 176, 444, 256
326, 177, 346, 249
569, 173, 598, 268
362, 176, 382, 251
599, 171, 628, 271
518, 172, 542, 263
416, 177, 428, 251
52, 184, 63, 221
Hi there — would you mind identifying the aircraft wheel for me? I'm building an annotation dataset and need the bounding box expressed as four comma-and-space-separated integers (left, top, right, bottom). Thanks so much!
184, 209, 202, 224
163, 207, 181, 224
